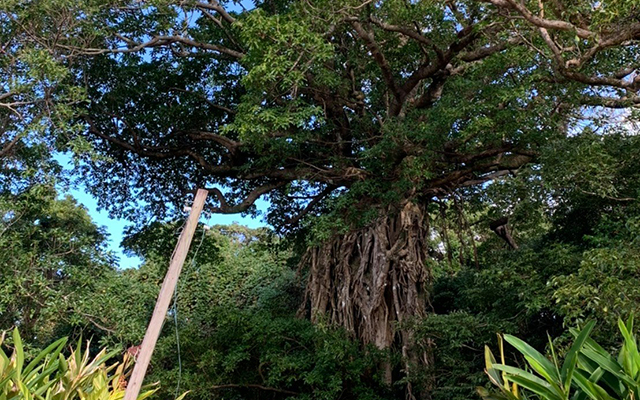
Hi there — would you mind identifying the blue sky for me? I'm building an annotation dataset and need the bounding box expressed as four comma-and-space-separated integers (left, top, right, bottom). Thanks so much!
57, 154, 267, 269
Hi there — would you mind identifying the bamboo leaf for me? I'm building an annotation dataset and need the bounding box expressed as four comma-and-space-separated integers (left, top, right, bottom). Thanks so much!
580, 347, 636, 388
485, 346, 505, 388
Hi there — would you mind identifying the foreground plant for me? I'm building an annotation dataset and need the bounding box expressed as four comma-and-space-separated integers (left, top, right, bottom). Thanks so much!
0, 328, 159, 400
479, 317, 640, 400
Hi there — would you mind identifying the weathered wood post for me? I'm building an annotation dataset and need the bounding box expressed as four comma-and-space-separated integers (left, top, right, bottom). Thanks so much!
123, 189, 208, 400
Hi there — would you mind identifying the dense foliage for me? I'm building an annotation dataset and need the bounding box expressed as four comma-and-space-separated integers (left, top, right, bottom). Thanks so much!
1, 0, 640, 399
126, 223, 394, 400
1, 172, 638, 400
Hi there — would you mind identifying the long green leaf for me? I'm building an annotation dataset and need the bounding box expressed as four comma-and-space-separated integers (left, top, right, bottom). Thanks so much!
562, 321, 595, 391
617, 318, 640, 379
24, 338, 67, 377
45, 340, 67, 371
504, 334, 560, 384
587, 368, 624, 398
577, 353, 599, 376
573, 372, 616, 400
493, 364, 564, 400
12, 329, 23, 380
0, 370, 16, 391
580, 347, 636, 387
502, 374, 562, 400
485, 346, 505, 389
582, 337, 613, 361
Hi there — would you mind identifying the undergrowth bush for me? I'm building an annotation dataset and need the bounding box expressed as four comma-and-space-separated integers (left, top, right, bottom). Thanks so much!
0, 328, 159, 400
480, 318, 640, 400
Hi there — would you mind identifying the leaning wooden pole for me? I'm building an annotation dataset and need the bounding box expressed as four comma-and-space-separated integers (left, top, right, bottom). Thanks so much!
124, 189, 208, 400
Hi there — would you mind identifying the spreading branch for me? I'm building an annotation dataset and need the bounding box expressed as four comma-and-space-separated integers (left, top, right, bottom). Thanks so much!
350, 20, 402, 104
483, 0, 640, 92
59, 35, 245, 59
284, 185, 337, 226
194, 1, 237, 25
206, 183, 286, 214
483, 0, 594, 38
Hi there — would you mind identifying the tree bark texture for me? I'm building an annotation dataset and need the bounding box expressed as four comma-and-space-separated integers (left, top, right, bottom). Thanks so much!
300, 201, 434, 396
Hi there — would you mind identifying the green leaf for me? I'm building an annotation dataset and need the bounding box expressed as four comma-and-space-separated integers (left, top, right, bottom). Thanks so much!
492, 364, 563, 400
477, 386, 520, 400
573, 371, 616, 400
0, 370, 16, 391
617, 317, 640, 378
485, 346, 506, 388
586, 368, 626, 399
561, 320, 595, 391
12, 329, 24, 380
24, 337, 67, 377
503, 334, 561, 386
580, 347, 635, 387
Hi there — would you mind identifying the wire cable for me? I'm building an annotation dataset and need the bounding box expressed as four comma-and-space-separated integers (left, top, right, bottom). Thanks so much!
172, 226, 207, 399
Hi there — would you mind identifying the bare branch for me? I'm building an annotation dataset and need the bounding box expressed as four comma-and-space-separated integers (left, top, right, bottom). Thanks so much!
368, 16, 443, 58
194, 1, 236, 24
0, 134, 21, 159
459, 37, 522, 62
85, 116, 236, 175
350, 20, 401, 103
580, 95, 640, 108
482, 0, 594, 38
168, 87, 237, 114
284, 185, 337, 226
206, 183, 286, 214
184, 130, 240, 151
58, 35, 245, 59
489, 216, 518, 249
460, 170, 512, 186
414, 76, 447, 109
614, 65, 640, 79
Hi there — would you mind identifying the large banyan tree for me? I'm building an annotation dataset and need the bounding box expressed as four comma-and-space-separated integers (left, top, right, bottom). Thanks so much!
8, 0, 639, 396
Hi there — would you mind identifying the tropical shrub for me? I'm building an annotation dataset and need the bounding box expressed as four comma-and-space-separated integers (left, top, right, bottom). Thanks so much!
0, 328, 158, 400
479, 318, 640, 400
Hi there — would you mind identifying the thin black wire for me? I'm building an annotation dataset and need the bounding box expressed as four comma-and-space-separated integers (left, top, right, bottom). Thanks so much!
172, 227, 207, 399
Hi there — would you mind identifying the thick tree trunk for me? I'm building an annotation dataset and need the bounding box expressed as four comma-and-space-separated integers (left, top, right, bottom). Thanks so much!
299, 201, 434, 398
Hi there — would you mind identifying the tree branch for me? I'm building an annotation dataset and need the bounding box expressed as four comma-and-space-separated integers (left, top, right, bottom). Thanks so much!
167, 88, 237, 114
59, 35, 245, 59
184, 131, 240, 152
350, 20, 401, 103
0, 134, 21, 158
284, 185, 337, 226
483, 0, 594, 38
85, 116, 236, 175
206, 183, 286, 214
368, 16, 443, 58
194, 1, 236, 24
580, 95, 640, 108
459, 36, 522, 62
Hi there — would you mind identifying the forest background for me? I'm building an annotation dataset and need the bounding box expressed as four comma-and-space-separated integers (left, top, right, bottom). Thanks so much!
1, 0, 640, 399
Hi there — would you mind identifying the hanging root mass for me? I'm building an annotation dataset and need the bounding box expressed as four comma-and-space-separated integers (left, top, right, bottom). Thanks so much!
299, 202, 434, 389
